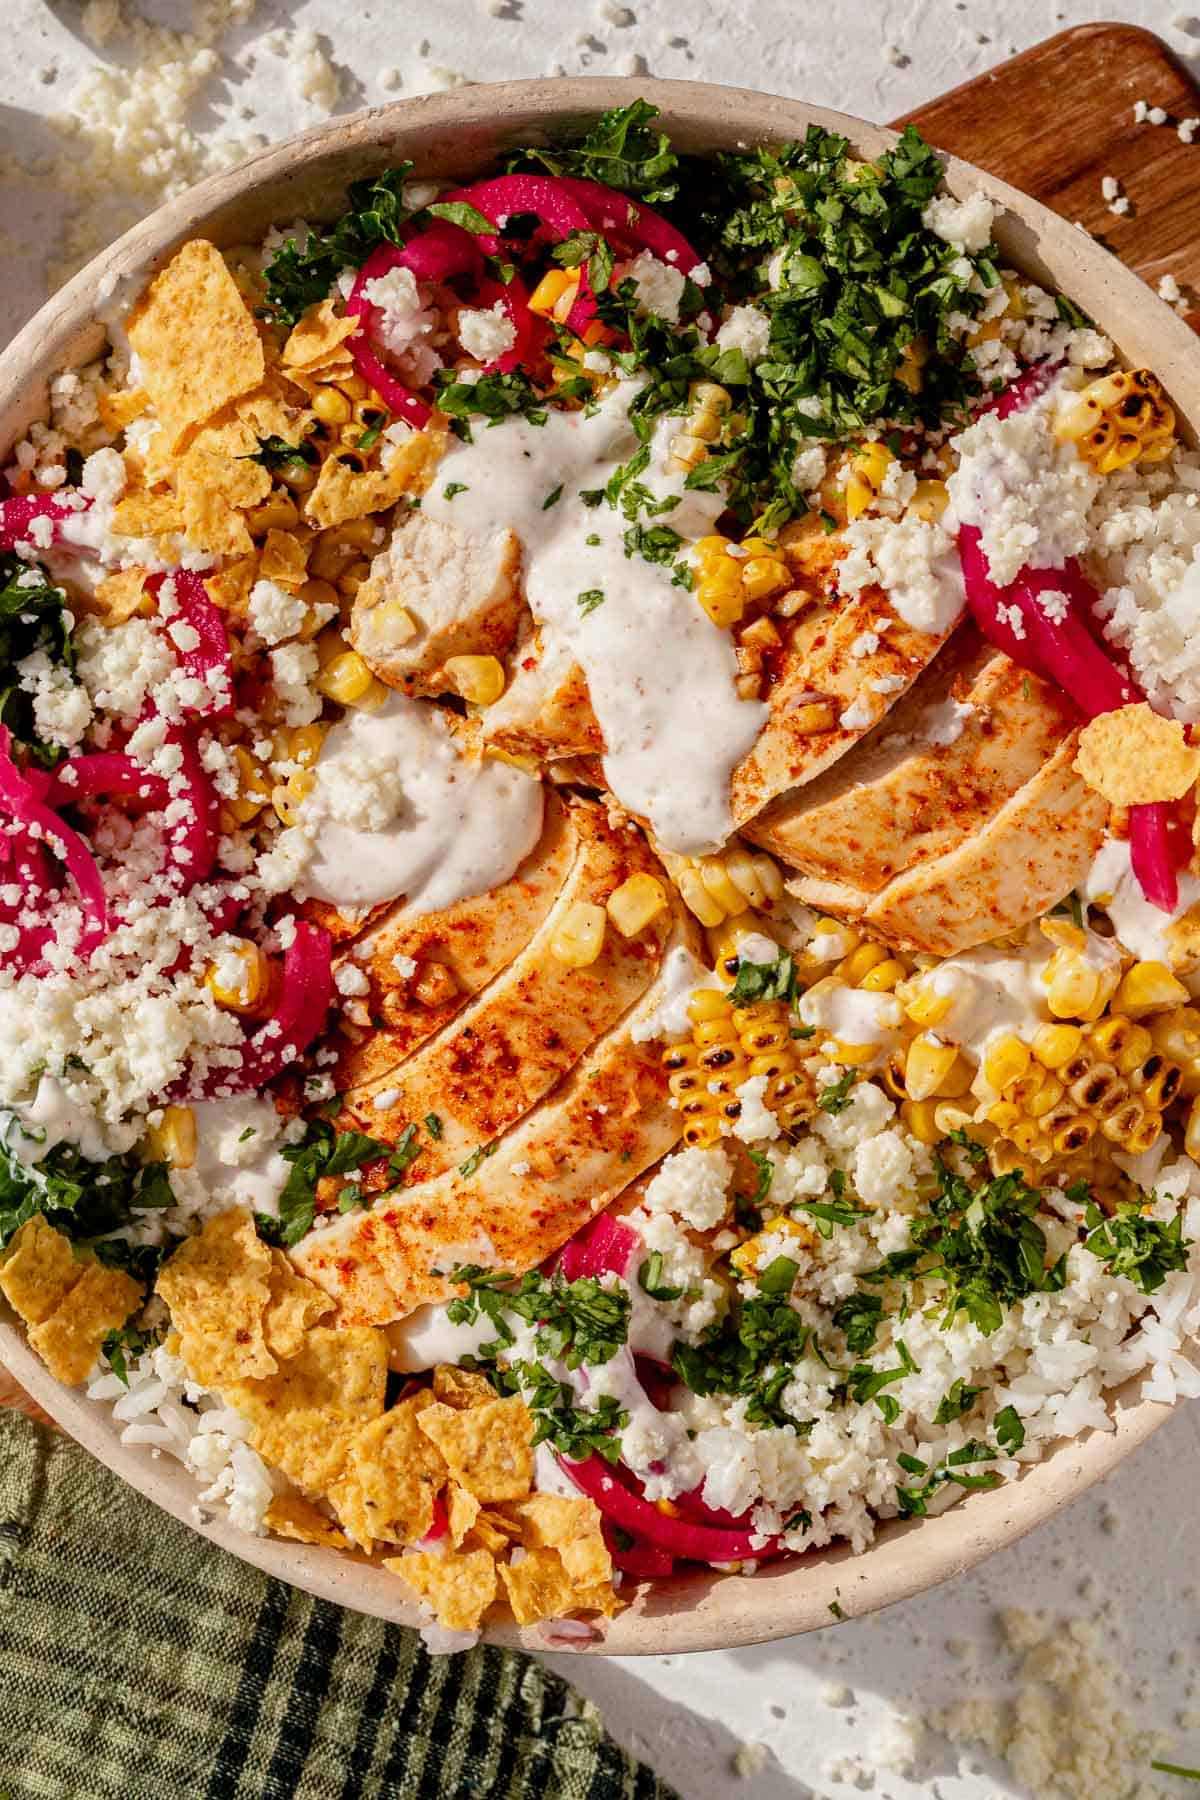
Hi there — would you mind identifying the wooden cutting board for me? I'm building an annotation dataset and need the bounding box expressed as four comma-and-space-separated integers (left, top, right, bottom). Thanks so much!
3, 22, 1199, 1427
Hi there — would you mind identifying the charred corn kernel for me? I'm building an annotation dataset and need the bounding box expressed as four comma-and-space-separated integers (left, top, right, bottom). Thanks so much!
986, 1100, 1022, 1133
682, 1113, 725, 1148
790, 699, 838, 734
688, 988, 733, 1025
837, 942, 888, 985
1150, 1006, 1200, 1064
1099, 1099, 1150, 1147
1087, 1015, 1153, 1072
1051, 1113, 1097, 1155
1030, 1022, 1084, 1069
316, 649, 376, 705
830, 1039, 877, 1067
881, 1054, 908, 1100
271, 771, 314, 826
278, 459, 319, 493
859, 957, 906, 993
1131, 1056, 1182, 1108
1112, 960, 1190, 1017
444, 654, 506, 707
227, 746, 272, 824
733, 1001, 792, 1058
1054, 368, 1176, 473
143, 1105, 197, 1170
205, 940, 271, 1014
245, 494, 300, 535
528, 269, 578, 317
901, 980, 954, 1028
902, 1098, 943, 1145
367, 600, 418, 646
695, 577, 745, 630
677, 867, 725, 927
1008, 1117, 1051, 1158
312, 385, 354, 425
933, 1101, 975, 1137
730, 1216, 811, 1278
983, 1033, 1032, 1091
1068, 1061, 1127, 1115
844, 440, 895, 520
909, 479, 949, 523
607, 872, 668, 937
551, 901, 607, 968
904, 1032, 960, 1102
286, 723, 326, 768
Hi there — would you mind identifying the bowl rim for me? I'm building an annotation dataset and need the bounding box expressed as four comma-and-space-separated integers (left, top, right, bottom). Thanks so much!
0, 75, 1194, 1657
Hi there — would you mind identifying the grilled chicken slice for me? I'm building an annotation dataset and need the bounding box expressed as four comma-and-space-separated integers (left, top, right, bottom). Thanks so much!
482, 627, 604, 762
351, 512, 524, 697
341, 801, 675, 1173
746, 629, 1080, 885
330, 792, 573, 1087
291, 912, 696, 1325
789, 734, 1107, 955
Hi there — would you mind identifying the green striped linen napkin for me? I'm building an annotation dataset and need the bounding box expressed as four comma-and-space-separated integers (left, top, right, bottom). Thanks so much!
0, 1413, 677, 1800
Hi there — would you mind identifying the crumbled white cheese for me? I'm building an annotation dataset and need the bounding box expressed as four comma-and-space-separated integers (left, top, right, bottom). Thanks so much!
247, 579, 308, 646
268, 642, 321, 727
617, 250, 687, 323
644, 1146, 732, 1230
922, 189, 996, 252
456, 301, 517, 364
714, 305, 771, 363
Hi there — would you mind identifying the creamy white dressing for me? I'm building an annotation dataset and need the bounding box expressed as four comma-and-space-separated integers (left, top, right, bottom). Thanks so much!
629, 944, 719, 1043
302, 694, 544, 911
1083, 836, 1200, 973
420, 381, 767, 854
386, 1302, 500, 1372
189, 1096, 293, 1219
924, 941, 1051, 1052
798, 983, 902, 1050
2, 1075, 113, 1169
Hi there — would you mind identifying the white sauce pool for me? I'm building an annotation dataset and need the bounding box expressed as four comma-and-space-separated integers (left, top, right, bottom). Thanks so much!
190, 1095, 294, 1219
923, 941, 1051, 1051
420, 380, 767, 855
1083, 836, 1200, 972
302, 693, 544, 911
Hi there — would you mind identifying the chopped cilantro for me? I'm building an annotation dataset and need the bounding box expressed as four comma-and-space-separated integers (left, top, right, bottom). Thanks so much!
442, 481, 469, 500
831, 1290, 883, 1354
0, 552, 77, 763
447, 1263, 630, 1368
458, 1140, 498, 1178
244, 434, 318, 470
638, 1251, 685, 1301
423, 1112, 443, 1141
432, 367, 547, 437
828, 1600, 846, 1620
426, 199, 497, 236
576, 588, 606, 614
267, 1121, 396, 1248
1151, 1763, 1200, 1783
0, 1120, 174, 1260
511, 98, 681, 205
261, 166, 415, 323
729, 950, 795, 1006
101, 1318, 167, 1386
994, 1403, 1025, 1452
1083, 1197, 1190, 1294
817, 1070, 857, 1115
934, 1378, 983, 1425
542, 484, 564, 509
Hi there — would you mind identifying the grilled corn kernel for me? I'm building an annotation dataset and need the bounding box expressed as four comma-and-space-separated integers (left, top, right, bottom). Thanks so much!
607, 873, 667, 937
528, 269, 579, 318
983, 1033, 1032, 1091
676, 867, 726, 928
367, 600, 418, 647
1087, 1015, 1153, 1072
909, 479, 949, 523
837, 942, 888, 985
859, 957, 907, 993
1030, 1022, 1085, 1069
143, 1105, 197, 1170
245, 494, 300, 536
901, 1098, 943, 1145
844, 441, 895, 520
830, 1039, 878, 1068
902, 981, 954, 1028
904, 1032, 960, 1103
742, 556, 789, 602
1186, 1096, 1200, 1161
699, 856, 748, 918
315, 650, 376, 706
688, 988, 732, 1025
312, 385, 354, 425
551, 901, 607, 968
205, 940, 271, 1015
444, 654, 506, 707
271, 771, 314, 827
1112, 960, 1190, 1017
1043, 948, 1119, 1021
227, 746, 272, 823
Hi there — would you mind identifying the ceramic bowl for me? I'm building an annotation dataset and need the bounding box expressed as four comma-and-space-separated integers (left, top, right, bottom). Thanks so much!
1, 77, 1195, 1655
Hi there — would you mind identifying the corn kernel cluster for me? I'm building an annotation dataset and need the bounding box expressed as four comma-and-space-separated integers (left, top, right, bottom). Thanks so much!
664, 987, 812, 1148
692, 534, 790, 630
659, 841, 785, 929
1054, 368, 1176, 474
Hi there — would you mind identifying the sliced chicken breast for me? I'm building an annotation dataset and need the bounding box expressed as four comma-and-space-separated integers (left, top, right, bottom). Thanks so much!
331, 791, 573, 1088
342, 801, 675, 1173
291, 913, 697, 1325
747, 630, 1080, 886
788, 734, 1107, 955
482, 628, 604, 762
351, 512, 524, 697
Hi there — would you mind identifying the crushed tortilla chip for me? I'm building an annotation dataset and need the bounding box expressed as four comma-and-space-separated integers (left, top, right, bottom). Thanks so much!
431, 1364, 497, 1410
87, 568, 152, 624
386, 1548, 497, 1633
504, 1494, 612, 1589
262, 1251, 334, 1360
446, 1483, 481, 1548
497, 1547, 576, 1627
259, 528, 310, 591
111, 490, 184, 539
155, 1208, 275, 1387
465, 1514, 514, 1555
569, 1583, 625, 1619
97, 386, 150, 434
304, 456, 405, 530
264, 1494, 350, 1551
415, 1396, 533, 1503
205, 556, 259, 618
282, 299, 361, 371
229, 1325, 388, 1496
177, 444, 271, 558
127, 240, 265, 451
0, 1216, 81, 1325
28, 1260, 142, 1386
326, 1390, 447, 1548
234, 379, 312, 444
1074, 703, 1200, 806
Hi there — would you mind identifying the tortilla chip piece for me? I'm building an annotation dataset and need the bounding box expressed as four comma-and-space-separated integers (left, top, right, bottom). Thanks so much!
282, 299, 361, 371
263, 1251, 334, 1360
431, 1364, 497, 1410
259, 528, 310, 591
127, 240, 265, 451
1074, 702, 1200, 806
111, 490, 184, 539
155, 1208, 275, 1387
386, 1548, 498, 1632
304, 457, 405, 531
446, 1483, 481, 1548
264, 1494, 350, 1551
87, 567, 152, 624
465, 1514, 515, 1555
570, 1583, 624, 1618
205, 556, 259, 618
504, 1494, 612, 1589
497, 1547, 576, 1627
177, 444, 272, 558
230, 1326, 388, 1496
28, 1261, 142, 1386
98, 386, 150, 434
415, 1396, 534, 1503
327, 1390, 447, 1548
0, 1216, 81, 1324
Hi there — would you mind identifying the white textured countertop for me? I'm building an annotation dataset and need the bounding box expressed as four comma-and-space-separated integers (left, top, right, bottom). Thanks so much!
3, 3, 1199, 1794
